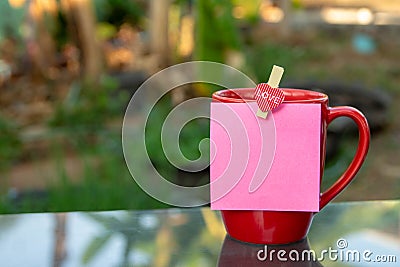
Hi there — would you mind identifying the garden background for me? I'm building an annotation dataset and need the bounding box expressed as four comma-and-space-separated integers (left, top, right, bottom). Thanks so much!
0, 0, 399, 213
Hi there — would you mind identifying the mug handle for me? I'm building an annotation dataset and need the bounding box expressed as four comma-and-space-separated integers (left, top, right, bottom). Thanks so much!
320, 106, 370, 209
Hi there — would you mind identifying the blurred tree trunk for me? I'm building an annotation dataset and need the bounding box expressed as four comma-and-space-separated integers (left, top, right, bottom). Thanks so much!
149, 0, 171, 69
149, 0, 185, 104
61, 0, 102, 84
25, 0, 57, 80
279, 0, 292, 37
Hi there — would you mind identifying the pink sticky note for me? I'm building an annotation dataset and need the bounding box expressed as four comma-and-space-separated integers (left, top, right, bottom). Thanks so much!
210, 102, 321, 211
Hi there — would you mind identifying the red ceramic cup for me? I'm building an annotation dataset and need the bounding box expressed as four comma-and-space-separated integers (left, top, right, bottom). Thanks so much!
212, 88, 370, 244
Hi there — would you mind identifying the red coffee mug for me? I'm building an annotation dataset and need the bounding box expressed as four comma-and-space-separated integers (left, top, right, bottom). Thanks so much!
212, 88, 370, 244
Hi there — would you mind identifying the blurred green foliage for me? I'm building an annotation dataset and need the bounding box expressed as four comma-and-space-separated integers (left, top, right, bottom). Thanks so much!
145, 93, 209, 182
0, 1, 25, 41
193, 0, 243, 95
94, 0, 144, 27
49, 75, 124, 130
246, 41, 329, 83
145, 95, 176, 180
0, 117, 21, 171
194, 0, 241, 62
232, 0, 262, 24
0, 129, 169, 214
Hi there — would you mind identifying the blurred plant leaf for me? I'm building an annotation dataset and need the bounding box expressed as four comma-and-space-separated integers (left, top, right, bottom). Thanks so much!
86, 213, 122, 229
82, 232, 113, 264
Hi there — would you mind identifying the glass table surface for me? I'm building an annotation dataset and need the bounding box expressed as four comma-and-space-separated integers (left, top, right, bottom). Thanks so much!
0, 200, 399, 267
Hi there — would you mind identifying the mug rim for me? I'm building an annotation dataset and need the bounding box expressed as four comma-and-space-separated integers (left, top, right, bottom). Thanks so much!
212, 88, 328, 104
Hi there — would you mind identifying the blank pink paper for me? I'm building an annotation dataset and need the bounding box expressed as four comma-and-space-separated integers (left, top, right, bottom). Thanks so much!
210, 102, 321, 211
